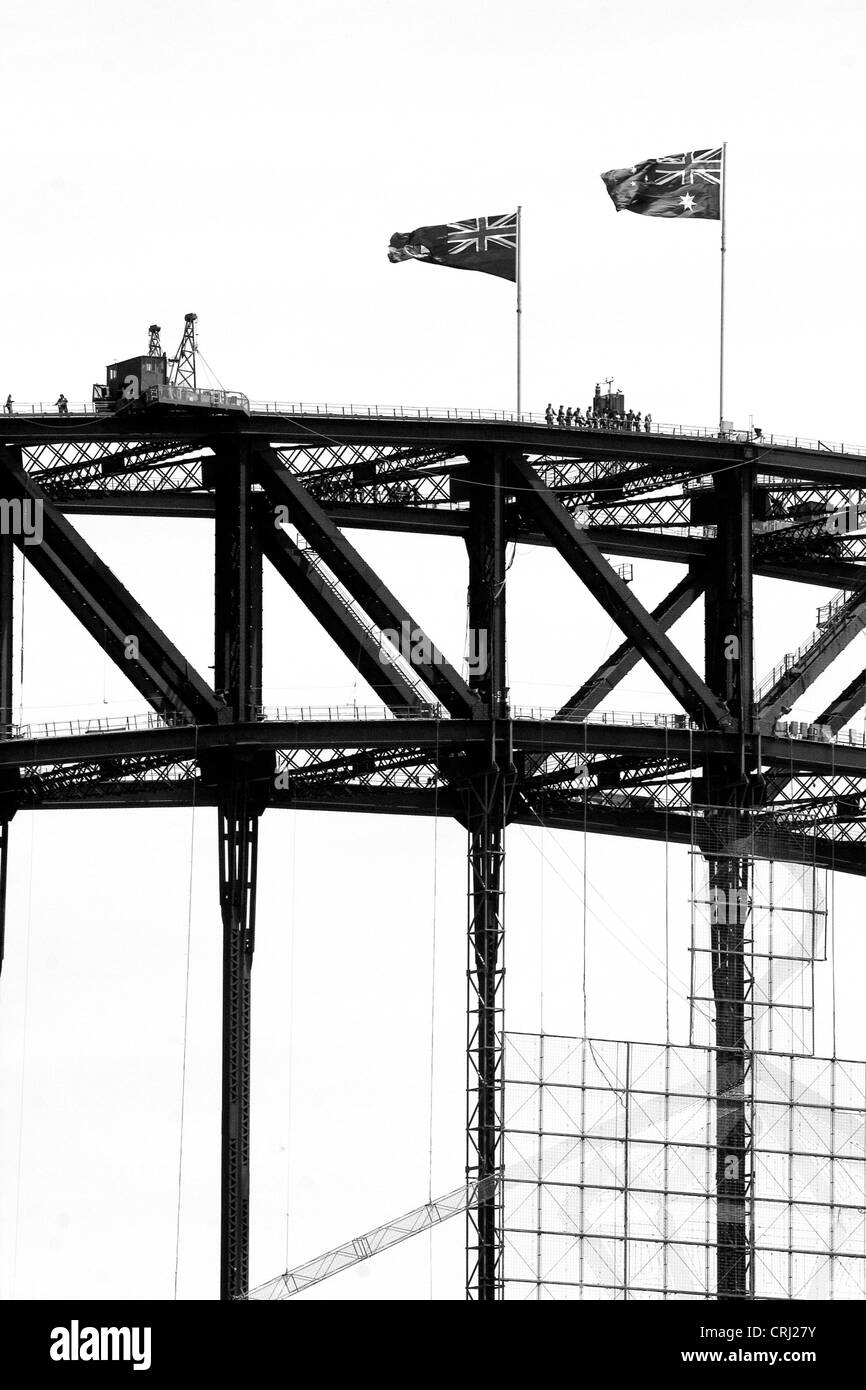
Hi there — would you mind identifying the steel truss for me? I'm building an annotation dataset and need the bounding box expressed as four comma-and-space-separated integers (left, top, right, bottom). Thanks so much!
2, 408, 866, 1300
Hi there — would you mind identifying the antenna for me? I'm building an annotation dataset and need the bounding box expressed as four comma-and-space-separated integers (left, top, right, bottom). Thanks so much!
147, 324, 162, 356
170, 312, 198, 387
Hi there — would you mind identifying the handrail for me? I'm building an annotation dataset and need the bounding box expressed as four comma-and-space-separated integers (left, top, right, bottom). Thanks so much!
7, 710, 192, 741
5, 704, 865, 748
754, 588, 863, 703
3, 401, 866, 459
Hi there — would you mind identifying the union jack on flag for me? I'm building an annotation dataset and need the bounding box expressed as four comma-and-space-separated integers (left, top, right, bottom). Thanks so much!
648, 149, 722, 189
388, 210, 518, 281
601, 147, 724, 220
446, 213, 518, 256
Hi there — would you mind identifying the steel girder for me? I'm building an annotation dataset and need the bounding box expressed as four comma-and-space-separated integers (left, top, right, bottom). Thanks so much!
28, 439, 206, 493
511, 457, 734, 729
699, 462, 755, 1300
555, 569, 705, 720
261, 523, 432, 713
252, 450, 480, 718
20, 756, 865, 873
211, 442, 274, 1302
0, 522, 10, 977
463, 451, 511, 1300
14, 422, 863, 599
217, 765, 258, 1302
5, 408, 866, 486
5, 406, 866, 1305
756, 584, 866, 725
820, 668, 866, 731
6, 719, 866, 779
0, 450, 220, 723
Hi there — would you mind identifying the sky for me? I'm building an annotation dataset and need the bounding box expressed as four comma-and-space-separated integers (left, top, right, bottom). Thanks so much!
1, 0, 865, 1302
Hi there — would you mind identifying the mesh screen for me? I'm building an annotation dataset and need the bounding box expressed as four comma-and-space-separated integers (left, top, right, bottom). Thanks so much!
502, 1034, 866, 1300
689, 845, 827, 1055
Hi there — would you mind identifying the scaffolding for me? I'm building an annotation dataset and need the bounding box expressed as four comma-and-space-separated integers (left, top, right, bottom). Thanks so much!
502, 1033, 866, 1300
689, 839, 827, 1056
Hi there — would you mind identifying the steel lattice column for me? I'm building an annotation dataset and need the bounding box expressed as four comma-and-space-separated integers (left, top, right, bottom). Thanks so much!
465, 451, 510, 1300
0, 526, 13, 975
708, 848, 753, 1298
466, 772, 506, 1299
217, 772, 259, 1300
213, 443, 267, 1300
703, 462, 755, 1300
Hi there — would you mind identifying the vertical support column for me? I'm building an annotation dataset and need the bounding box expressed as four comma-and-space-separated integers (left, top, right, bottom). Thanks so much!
708, 851, 752, 1298
0, 525, 12, 975
703, 462, 754, 1301
0, 526, 13, 738
217, 773, 258, 1301
215, 441, 262, 726
214, 441, 265, 1301
465, 450, 509, 1301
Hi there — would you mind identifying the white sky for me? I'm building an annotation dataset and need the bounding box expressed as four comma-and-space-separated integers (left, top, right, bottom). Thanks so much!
1, 0, 865, 1301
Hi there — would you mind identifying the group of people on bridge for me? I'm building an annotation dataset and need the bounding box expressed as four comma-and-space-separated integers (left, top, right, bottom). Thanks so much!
545, 402, 652, 432
4, 393, 69, 415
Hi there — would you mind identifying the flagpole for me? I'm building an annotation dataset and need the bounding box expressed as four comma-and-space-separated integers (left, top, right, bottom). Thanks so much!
718, 143, 727, 435
516, 205, 522, 417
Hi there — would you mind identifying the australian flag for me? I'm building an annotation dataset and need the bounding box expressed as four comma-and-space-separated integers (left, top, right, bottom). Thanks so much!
601, 150, 722, 220
388, 213, 517, 281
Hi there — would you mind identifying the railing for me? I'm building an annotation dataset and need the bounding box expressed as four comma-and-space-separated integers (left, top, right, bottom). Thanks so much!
4, 703, 865, 749
817, 589, 854, 627
254, 702, 444, 722
511, 706, 695, 729
7, 710, 192, 742
249, 406, 866, 458
4, 399, 866, 459
754, 588, 859, 703
276, 544, 437, 709
769, 718, 866, 748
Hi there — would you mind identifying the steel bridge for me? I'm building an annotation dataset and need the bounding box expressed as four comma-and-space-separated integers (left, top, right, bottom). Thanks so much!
2, 404, 866, 1299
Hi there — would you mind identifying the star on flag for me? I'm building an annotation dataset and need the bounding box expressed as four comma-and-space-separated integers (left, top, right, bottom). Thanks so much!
601, 148, 723, 219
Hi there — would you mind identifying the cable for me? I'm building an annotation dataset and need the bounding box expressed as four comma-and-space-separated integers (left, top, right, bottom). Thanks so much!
828, 735, 837, 1060
11, 808, 36, 1295
520, 798, 692, 995
17, 559, 25, 727
284, 805, 298, 1270
427, 721, 440, 1300
582, 722, 588, 1036
664, 726, 671, 1044
539, 719, 545, 1035
173, 726, 198, 1299
195, 349, 225, 392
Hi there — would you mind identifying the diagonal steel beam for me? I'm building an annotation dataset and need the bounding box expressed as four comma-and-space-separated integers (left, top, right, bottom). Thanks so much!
511, 457, 734, 729
253, 449, 480, 718
0, 451, 220, 722
756, 584, 866, 724
555, 568, 705, 720
260, 521, 433, 713
818, 667, 866, 733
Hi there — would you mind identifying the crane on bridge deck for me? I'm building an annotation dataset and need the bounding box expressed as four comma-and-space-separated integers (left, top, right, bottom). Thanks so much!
245, 1179, 491, 1300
